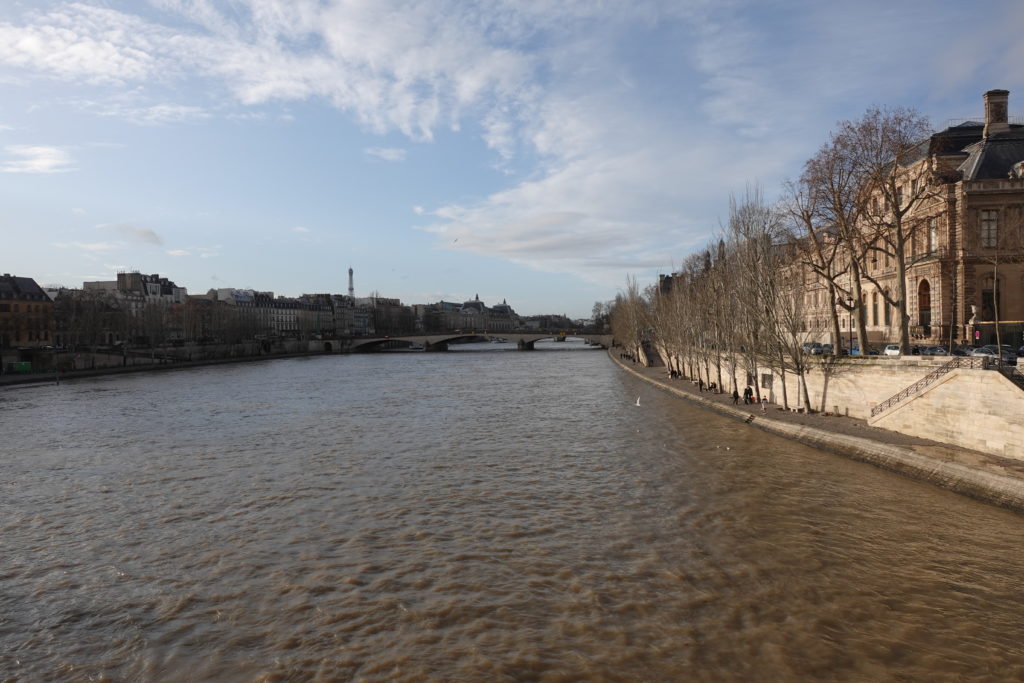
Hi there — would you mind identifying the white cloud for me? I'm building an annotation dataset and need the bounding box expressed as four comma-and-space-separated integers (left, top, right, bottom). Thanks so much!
2, 144, 75, 173
98, 223, 163, 245
101, 102, 210, 126
0, 4, 169, 84
166, 249, 189, 256
52, 241, 119, 252
72, 207, 85, 215
364, 147, 407, 162
290, 225, 310, 233
4, 0, 1022, 288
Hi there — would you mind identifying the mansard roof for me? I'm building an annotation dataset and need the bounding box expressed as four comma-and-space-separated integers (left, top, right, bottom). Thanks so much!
957, 128, 1024, 180
0, 275, 47, 301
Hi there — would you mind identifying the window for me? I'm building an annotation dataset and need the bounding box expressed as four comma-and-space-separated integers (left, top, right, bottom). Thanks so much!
872, 292, 879, 326
928, 218, 937, 253
884, 291, 892, 326
981, 209, 998, 248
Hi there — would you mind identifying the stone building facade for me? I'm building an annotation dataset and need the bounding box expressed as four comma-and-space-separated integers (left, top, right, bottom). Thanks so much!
805, 89, 1024, 349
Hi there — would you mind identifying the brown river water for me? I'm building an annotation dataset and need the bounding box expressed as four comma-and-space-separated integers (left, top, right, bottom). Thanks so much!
2, 339, 1024, 681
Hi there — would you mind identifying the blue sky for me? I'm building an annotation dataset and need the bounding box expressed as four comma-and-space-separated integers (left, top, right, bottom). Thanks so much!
2, 0, 1022, 318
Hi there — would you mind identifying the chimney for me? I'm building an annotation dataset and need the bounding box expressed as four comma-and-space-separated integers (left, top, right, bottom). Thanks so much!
984, 89, 1010, 137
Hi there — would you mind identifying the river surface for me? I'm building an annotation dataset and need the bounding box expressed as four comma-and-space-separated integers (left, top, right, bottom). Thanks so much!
3, 339, 1024, 681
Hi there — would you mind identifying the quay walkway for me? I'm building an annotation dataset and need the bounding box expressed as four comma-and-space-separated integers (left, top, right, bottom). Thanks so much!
612, 352, 1024, 514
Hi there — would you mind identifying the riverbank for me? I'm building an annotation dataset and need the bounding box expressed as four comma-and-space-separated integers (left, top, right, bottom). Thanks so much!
611, 351, 1024, 514
0, 349, 329, 387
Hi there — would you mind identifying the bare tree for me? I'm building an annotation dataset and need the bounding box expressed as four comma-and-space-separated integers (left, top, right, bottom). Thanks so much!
838, 105, 934, 353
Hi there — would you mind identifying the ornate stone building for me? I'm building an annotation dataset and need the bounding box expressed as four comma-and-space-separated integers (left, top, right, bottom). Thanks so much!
809, 89, 1024, 349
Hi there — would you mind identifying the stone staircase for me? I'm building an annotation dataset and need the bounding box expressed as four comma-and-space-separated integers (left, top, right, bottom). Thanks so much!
870, 356, 987, 418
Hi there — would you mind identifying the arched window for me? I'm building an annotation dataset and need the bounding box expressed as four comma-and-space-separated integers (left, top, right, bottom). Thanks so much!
918, 280, 931, 334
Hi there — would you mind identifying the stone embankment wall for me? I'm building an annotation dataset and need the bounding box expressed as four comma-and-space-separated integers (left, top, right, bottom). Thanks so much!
660, 347, 1024, 461
760, 358, 1024, 461
869, 369, 1024, 460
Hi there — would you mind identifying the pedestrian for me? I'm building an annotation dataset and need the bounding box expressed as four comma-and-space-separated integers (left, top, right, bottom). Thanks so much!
761, 396, 768, 412
732, 389, 740, 404
698, 378, 704, 392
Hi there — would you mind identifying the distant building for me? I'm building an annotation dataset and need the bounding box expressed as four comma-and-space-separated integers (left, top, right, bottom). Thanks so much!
0, 274, 54, 348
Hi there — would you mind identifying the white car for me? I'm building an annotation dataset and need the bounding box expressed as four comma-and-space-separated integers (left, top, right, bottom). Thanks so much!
883, 344, 901, 356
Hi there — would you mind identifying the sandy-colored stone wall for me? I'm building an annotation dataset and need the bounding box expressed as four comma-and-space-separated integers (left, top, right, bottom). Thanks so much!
761, 357, 1024, 460
658, 346, 1024, 461
870, 369, 1024, 460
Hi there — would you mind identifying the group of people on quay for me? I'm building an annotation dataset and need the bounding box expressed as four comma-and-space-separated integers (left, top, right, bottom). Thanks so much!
663, 367, 768, 411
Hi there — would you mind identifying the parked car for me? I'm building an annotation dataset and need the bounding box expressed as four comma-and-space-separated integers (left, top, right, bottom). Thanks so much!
990, 344, 1019, 365
883, 344, 901, 357
922, 345, 948, 356
849, 346, 879, 356
971, 345, 1017, 364
951, 345, 975, 356
818, 343, 834, 355
801, 341, 821, 354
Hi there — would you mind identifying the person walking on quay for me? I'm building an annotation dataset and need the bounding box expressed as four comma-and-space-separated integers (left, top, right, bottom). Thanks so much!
761, 396, 768, 412
732, 388, 740, 404
698, 378, 704, 392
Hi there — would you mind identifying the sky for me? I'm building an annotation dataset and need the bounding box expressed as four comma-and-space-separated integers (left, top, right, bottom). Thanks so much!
1, 1, 1023, 318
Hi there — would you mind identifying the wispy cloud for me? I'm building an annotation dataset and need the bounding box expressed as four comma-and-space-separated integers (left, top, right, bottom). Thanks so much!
167, 249, 190, 256
98, 223, 163, 245
2, 144, 75, 173
90, 101, 210, 126
364, 147, 407, 162
4, 0, 1023, 290
52, 241, 119, 252
0, 4, 167, 84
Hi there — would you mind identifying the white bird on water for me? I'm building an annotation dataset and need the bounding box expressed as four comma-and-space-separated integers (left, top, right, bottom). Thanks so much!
635, 396, 641, 406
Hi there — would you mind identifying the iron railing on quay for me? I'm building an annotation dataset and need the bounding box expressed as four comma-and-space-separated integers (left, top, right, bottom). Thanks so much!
870, 356, 988, 417
996, 365, 1024, 391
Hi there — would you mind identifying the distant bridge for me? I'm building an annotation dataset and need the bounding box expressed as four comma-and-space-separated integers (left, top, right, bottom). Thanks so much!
346, 332, 612, 352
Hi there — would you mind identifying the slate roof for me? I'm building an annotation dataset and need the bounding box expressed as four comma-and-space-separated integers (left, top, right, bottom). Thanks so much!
0, 275, 48, 301
957, 128, 1024, 180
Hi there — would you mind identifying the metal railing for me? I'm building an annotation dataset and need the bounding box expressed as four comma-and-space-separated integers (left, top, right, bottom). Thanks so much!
871, 356, 987, 417
996, 365, 1024, 391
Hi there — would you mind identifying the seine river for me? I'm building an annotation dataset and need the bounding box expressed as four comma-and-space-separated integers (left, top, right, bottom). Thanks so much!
3, 339, 1024, 681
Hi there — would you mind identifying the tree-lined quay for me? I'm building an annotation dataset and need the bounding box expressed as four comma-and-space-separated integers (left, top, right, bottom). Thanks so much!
610, 88, 1024, 415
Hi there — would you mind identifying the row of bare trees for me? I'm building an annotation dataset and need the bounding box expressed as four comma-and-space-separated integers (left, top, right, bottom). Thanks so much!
612, 188, 819, 411
611, 102, 1024, 406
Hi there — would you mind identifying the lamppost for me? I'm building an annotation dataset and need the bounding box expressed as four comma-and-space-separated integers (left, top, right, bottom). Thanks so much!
846, 295, 854, 353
